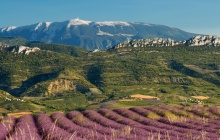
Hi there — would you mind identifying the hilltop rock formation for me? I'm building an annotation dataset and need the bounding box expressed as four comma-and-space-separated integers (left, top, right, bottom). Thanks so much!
10, 46, 40, 55
186, 35, 220, 46
114, 38, 184, 48
0, 45, 40, 55
113, 35, 220, 49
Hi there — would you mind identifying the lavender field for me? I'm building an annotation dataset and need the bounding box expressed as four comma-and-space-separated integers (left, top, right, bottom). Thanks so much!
1, 106, 220, 140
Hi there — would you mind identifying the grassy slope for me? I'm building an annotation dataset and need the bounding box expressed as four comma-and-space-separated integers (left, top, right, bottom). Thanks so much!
1, 44, 220, 114
91, 46, 220, 107
28, 42, 88, 57
0, 37, 28, 46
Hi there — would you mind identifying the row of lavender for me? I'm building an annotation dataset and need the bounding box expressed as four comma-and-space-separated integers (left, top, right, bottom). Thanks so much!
0, 106, 220, 140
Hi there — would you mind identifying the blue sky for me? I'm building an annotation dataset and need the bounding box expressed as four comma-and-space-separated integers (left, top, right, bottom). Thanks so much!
1, 0, 220, 36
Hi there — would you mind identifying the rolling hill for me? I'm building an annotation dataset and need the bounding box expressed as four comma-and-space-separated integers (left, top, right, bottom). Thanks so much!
1, 36, 220, 113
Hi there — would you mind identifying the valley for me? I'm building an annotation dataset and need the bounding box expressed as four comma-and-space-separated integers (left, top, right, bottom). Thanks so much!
1, 36, 220, 116
1, 1, 220, 139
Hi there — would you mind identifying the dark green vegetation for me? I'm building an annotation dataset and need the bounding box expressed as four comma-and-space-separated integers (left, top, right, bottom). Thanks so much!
0, 37, 28, 46
27, 42, 88, 57
1, 37, 220, 115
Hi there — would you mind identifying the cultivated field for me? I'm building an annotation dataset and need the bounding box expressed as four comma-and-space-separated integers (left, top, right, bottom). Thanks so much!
131, 94, 159, 100
191, 96, 210, 100
7, 111, 32, 118
184, 65, 220, 74
1, 106, 220, 140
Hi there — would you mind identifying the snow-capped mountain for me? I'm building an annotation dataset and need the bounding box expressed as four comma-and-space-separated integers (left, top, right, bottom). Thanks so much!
113, 35, 220, 49
0, 18, 196, 50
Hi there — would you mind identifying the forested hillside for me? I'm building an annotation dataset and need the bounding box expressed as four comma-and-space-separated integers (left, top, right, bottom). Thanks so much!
1, 37, 220, 114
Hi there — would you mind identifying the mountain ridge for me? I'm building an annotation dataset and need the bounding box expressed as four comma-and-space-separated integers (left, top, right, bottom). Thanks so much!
113, 35, 220, 49
0, 18, 197, 50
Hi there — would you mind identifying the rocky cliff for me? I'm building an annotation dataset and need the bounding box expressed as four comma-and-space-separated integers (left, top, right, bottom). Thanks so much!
186, 35, 220, 46
114, 38, 184, 48
113, 35, 220, 48
0, 45, 40, 55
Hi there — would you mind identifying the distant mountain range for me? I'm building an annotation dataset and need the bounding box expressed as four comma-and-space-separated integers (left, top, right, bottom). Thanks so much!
0, 18, 197, 50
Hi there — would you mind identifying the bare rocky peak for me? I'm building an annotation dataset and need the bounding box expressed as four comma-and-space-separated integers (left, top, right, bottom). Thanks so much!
114, 38, 184, 48
11, 46, 40, 55
0, 45, 40, 55
186, 35, 220, 46
114, 35, 220, 48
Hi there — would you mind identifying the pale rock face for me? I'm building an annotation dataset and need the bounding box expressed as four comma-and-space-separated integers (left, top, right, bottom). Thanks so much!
114, 35, 220, 49
186, 35, 220, 46
47, 79, 76, 96
92, 49, 100, 52
0, 45, 40, 54
11, 46, 40, 55
114, 38, 184, 48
